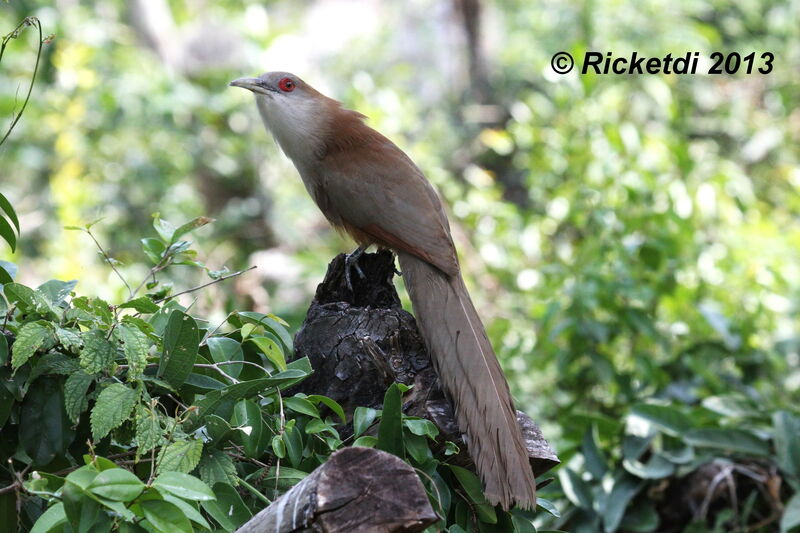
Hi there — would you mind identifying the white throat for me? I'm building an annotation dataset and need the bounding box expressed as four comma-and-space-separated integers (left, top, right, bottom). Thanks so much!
255, 95, 324, 163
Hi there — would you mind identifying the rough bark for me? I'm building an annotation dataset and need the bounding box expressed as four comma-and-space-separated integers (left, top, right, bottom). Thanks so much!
289, 250, 558, 478
235, 447, 437, 533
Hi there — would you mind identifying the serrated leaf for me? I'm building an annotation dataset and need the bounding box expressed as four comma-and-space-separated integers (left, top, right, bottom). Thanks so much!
158, 310, 198, 388
119, 296, 160, 314
80, 329, 116, 374
198, 449, 238, 487
153, 472, 215, 501
29, 352, 81, 381
37, 279, 77, 306
56, 327, 83, 353
135, 405, 162, 457
91, 383, 139, 440
88, 469, 144, 502
64, 371, 93, 424
157, 439, 203, 474
119, 323, 149, 380
11, 321, 52, 369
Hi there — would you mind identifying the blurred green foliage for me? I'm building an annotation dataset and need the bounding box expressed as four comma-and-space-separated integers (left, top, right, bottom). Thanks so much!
2, 0, 800, 531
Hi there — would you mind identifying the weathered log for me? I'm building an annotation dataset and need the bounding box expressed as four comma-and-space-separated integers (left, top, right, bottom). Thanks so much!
289, 250, 559, 477
235, 447, 438, 533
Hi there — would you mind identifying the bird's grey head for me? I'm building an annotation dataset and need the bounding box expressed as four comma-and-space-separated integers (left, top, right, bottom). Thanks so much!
230, 71, 327, 160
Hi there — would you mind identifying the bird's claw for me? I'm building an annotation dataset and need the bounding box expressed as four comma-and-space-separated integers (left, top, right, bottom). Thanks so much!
344, 246, 367, 292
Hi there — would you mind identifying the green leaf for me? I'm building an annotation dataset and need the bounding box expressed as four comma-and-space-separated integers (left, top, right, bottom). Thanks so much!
272, 434, 286, 457
153, 217, 177, 243
161, 493, 211, 529
0, 192, 20, 233
158, 310, 199, 388
153, 472, 215, 501
284, 395, 320, 418
3, 282, 36, 311
80, 329, 116, 374
207, 336, 243, 379
536, 498, 561, 518
119, 323, 150, 380
0, 263, 12, 285
308, 394, 346, 423
353, 435, 378, 447
170, 216, 214, 244
198, 449, 238, 487
449, 465, 496, 524
282, 422, 304, 467
37, 279, 77, 305
404, 418, 439, 440
20, 377, 75, 465
248, 335, 286, 371
11, 321, 52, 369
232, 399, 266, 458
88, 469, 144, 501
782, 492, 800, 533
684, 428, 770, 456
30, 502, 67, 533
774, 411, 800, 482
629, 403, 692, 436
354, 406, 379, 438
141, 499, 193, 533
135, 404, 162, 456
157, 439, 203, 474
559, 468, 593, 509
201, 482, 252, 532
141, 237, 166, 264
235, 311, 293, 351
623, 453, 675, 479
90, 383, 139, 440
0, 214, 16, 252
582, 425, 607, 479
603, 474, 643, 533
63, 371, 94, 424
195, 369, 309, 420
0, 332, 7, 366
377, 383, 404, 458
119, 296, 160, 314
56, 327, 83, 353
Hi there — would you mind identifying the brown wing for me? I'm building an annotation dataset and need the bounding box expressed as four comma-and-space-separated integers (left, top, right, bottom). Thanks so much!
320, 139, 459, 277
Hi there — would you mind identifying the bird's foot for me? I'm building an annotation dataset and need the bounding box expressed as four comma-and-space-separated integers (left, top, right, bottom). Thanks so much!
344, 245, 367, 292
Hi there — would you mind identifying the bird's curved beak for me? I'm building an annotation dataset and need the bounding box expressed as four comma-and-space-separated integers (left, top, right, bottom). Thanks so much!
229, 77, 273, 96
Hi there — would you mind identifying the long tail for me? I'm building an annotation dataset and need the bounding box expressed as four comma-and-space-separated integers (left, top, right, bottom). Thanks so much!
397, 251, 536, 510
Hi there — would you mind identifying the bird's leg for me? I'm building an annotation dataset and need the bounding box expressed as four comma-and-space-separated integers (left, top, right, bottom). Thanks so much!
344, 245, 368, 291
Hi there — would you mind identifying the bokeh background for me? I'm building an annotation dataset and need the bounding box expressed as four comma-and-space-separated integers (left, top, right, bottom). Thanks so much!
2, 0, 800, 530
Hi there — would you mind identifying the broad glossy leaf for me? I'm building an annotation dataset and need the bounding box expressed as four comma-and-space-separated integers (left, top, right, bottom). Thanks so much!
774, 411, 800, 483
30, 502, 67, 533
206, 336, 243, 379
354, 406, 379, 438
20, 377, 75, 465
88, 469, 144, 501
153, 472, 215, 501
559, 468, 593, 509
248, 335, 286, 370
141, 499, 192, 533
0, 192, 20, 232
622, 453, 675, 479
37, 279, 77, 305
603, 474, 643, 532
201, 482, 252, 532
161, 493, 211, 529
308, 394, 346, 423
232, 399, 267, 458
782, 492, 800, 533
119, 296, 160, 314
158, 310, 199, 388
629, 403, 692, 436
377, 383, 404, 458
684, 428, 769, 456
284, 395, 320, 418
449, 465, 496, 524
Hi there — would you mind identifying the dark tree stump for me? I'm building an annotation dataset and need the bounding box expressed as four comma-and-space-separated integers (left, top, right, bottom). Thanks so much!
235, 447, 437, 533
290, 251, 558, 478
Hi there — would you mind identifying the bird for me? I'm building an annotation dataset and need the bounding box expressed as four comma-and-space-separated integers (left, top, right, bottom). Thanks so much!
230, 71, 536, 510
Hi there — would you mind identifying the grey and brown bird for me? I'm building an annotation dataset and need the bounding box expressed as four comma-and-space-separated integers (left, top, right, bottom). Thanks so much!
230, 71, 536, 510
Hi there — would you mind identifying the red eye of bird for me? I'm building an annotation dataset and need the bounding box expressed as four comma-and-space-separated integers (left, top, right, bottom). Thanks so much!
278, 77, 295, 92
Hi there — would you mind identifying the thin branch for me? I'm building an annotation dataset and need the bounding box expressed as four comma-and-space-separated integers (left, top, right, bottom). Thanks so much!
154, 265, 257, 303
0, 17, 46, 147
85, 228, 133, 297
